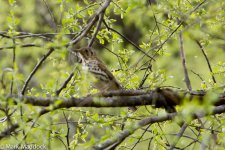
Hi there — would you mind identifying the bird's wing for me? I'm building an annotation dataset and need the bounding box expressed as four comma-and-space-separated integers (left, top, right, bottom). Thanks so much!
96, 59, 122, 89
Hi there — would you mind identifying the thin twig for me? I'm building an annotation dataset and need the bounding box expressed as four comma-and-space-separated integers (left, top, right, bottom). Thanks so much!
130, 21, 182, 72
55, 67, 77, 96
42, 0, 58, 30
63, 111, 71, 150
20, 48, 54, 95
103, 20, 155, 61
0, 124, 19, 140
138, 63, 152, 88
69, 0, 112, 46
0, 32, 10, 38
88, 12, 104, 47
92, 105, 225, 149
191, 70, 204, 81
195, 40, 216, 83
133, 0, 208, 67
168, 123, 188, 150
130, 125, 152, 150
0, 43, 41, 51
76, 3, 99, 15
179, 31, 192, 91
0, 108, 16, 123
94, 40, 125, 63
148, 137, 154, 150
10, 38, 16, 94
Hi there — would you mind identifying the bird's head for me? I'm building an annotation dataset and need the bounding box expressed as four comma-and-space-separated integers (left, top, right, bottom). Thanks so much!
76, 47, 96, 60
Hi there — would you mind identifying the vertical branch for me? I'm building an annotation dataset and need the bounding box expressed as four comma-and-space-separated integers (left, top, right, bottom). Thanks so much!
138, 63, 152, 88
148, 137, 154, 150
42, 0, 58, 31
63, 111, 71, 150
195, 40, 216, 83
179, 31, 192, 91
88, 12, 104, 47
10, 38, 16, 94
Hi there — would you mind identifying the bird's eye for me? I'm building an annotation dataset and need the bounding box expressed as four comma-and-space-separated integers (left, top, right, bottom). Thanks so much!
83, 49, 89, 56
90, 50, 94, 56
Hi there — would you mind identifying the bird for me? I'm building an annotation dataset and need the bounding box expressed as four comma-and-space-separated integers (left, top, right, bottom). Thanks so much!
75, 47, 137, 111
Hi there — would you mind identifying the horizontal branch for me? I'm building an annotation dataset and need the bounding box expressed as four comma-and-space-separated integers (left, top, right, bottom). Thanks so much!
9, 89, 225, 110
0, 43, 41, 51
0, 31, 77, 40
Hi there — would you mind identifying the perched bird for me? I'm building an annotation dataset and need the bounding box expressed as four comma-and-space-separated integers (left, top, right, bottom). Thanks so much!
75, 47, 137, 111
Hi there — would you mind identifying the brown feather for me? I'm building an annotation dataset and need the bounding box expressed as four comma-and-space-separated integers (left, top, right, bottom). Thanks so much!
77, 47, 137, 111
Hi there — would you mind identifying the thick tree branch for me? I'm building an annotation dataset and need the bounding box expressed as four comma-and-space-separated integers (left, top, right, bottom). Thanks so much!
8, 89, 225, 110
15, 89, 179, 109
